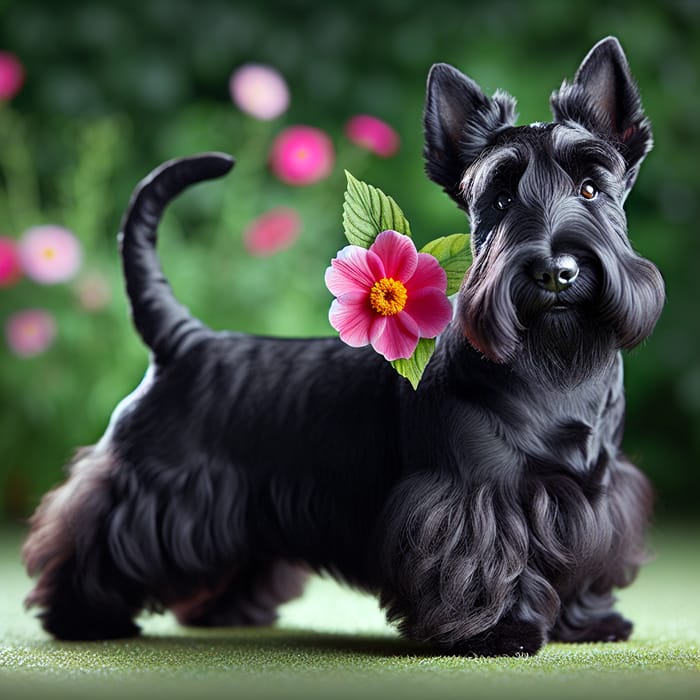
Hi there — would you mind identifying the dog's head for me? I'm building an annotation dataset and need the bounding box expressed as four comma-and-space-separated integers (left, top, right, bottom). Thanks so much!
424, 37, 665, 385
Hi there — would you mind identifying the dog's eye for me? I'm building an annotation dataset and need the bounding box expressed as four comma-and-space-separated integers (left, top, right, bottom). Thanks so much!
494, 192, 513, 211
579, 180, 598, 200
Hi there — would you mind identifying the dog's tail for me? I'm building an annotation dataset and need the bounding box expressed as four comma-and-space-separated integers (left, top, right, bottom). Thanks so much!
119, 152, 235, 363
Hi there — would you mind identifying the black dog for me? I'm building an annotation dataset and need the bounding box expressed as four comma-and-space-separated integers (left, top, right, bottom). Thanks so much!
23, 37, 664, 656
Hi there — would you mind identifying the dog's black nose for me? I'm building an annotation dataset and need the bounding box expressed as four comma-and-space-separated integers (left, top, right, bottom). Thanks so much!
531, 255, 579, 292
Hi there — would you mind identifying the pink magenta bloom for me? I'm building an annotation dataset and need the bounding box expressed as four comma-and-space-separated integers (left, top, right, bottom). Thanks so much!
0, 236, 22, 287
244, 207, 301, 256
5, 309, 56, 358
326, 230, 453, 361
18, 225, 82, 284
229, 63, 290, 120
0, 51, 24, 101
269, 126, 334, 185
345, 115, 400, 157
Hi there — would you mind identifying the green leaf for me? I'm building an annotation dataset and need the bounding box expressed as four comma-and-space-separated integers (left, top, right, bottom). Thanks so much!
343, 171, 411, 248
420, 233, 472, 296
390, 337, 436, 390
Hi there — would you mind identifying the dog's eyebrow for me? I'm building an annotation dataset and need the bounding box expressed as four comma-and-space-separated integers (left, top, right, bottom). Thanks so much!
551, 126, 627, 179
461, 146, 522, 201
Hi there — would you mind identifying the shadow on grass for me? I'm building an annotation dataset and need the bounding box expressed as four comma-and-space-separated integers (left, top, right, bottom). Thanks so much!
32, 627, 435, 659
151, 628, 434, 656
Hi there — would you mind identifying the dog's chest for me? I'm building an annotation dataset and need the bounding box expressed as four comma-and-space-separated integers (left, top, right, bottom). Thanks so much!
429, 354, 625, 483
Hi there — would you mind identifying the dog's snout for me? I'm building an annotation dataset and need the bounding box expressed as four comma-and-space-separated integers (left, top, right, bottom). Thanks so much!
531, 255, 579, 292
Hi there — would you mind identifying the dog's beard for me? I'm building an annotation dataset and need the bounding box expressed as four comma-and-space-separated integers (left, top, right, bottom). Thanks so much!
459, 237, 663, 389
459, 258, 617, 387
514, 308, 616, 389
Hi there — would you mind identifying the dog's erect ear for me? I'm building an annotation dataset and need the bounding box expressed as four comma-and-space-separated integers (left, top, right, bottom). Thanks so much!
550, 37, 652, 193
424, 63, 517, 204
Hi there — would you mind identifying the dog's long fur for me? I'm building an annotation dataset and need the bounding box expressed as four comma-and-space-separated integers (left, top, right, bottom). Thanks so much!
23, 37, 665, 655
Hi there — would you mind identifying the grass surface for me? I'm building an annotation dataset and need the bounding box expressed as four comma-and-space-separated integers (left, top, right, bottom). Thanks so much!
0, 524, 698, 699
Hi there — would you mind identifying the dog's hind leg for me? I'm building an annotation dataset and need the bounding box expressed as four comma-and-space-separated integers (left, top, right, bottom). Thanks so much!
171, 560, 309, 627
23, 447, 145, 640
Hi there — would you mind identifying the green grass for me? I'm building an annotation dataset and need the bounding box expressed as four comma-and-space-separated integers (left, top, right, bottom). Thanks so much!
0, 525, 698, 700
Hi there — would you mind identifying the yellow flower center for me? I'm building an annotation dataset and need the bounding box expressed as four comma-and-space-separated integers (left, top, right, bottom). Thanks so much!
369, 277, 408, 316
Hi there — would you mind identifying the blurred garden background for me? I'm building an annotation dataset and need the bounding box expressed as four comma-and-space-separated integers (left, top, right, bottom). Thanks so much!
0, 0, 699, 524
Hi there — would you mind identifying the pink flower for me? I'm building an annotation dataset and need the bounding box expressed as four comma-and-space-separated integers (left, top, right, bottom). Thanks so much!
229, 63, 290, 121
75, 271, 112, 311
326, 230, 453, 361
18, 225, 82, 284
270, 126, 334, 185
244, 207, 301, 256
0, 51, 24, 101
0, 236, 22, 287
5, 309, 56, 358
345, 115, 400, 157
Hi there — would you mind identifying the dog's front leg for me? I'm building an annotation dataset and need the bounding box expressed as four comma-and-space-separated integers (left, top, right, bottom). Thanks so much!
378, 476, 551, 656
550, 588, 633, 643
549, 455, 652, 644
442, 613, 548, 657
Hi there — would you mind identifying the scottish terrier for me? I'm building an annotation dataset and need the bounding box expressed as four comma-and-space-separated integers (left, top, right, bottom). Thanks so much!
23, 36, 664, 656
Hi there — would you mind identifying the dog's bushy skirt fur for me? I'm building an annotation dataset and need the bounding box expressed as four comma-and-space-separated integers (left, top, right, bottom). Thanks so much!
23, 37, 663, 655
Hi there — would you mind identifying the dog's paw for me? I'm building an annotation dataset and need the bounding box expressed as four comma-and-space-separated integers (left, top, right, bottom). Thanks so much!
445, 620, 546, 657
40, 609, 141, 641
570, 613, 633, 643
176, 605, 278, 628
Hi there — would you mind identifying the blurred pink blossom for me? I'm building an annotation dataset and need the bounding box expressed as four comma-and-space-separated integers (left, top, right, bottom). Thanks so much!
5, 309, 56, 358
19, 225, 82, 284
345, 115, 400, 157
270, 126, 334, 185
0, 51, 24, 101
0, 236, 22, 287
229, 64, 290, 120
244, 207, 301, 256
75, 271, 112, 311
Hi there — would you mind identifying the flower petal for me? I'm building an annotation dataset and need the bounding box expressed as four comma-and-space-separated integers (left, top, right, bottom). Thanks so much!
244, 207, 300, 256
370, 230, 417, 281
345, 115, 400, 158
269, 125, 334, 185
18, 226, 82, 285
328, 296, 373, 347
369, 315, 387, 346
229, 64, 289, 121
405, 252, 448, 294
326, 245, 384, 297
370, 312, 420, 361
0, 52, 25, 101
403, 288, 454, 337
5, 309, 56, 357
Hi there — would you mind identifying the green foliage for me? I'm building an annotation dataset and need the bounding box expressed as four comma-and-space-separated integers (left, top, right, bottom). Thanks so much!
343, 170, 411, 245
0, 0, 699, 517
0, 108, 40, 232
390, 337, 436, 390
419, 234, 472, 296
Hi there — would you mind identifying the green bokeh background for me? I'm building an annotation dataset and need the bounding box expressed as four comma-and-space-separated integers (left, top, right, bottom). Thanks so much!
0, 0, 699, 522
